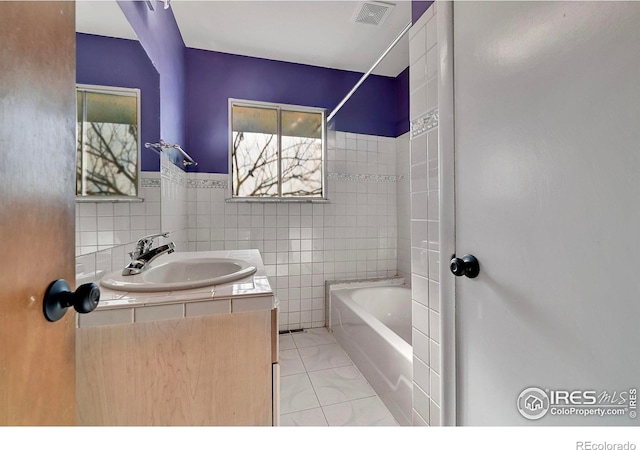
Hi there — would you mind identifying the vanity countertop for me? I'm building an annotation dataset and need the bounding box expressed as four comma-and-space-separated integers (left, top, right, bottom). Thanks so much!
77, 249, 276, 328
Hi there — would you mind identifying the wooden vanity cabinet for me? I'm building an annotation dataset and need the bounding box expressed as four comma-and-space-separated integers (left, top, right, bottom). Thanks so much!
76, 308, 279, 426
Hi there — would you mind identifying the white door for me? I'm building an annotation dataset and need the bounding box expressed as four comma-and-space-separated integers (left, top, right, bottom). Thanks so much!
453, 1, 640, 425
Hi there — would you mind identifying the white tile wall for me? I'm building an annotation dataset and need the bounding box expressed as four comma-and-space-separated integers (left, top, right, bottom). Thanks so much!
409, 3, 440, 426
75, 172, 161, 256
75, 172, 163, 285
160, 154, 189, 250
186, 132, 400, 331
396, 132, 411, 281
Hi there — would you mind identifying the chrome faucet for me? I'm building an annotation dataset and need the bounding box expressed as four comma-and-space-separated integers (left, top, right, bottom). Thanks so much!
122, 232, 176, 276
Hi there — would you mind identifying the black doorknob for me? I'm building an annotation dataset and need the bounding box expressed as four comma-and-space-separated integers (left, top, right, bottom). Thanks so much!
43, 279, 100, 322
449, 254, 480, 279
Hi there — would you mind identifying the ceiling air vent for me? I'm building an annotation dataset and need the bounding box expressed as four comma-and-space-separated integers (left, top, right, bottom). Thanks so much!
352, 1, 395, 27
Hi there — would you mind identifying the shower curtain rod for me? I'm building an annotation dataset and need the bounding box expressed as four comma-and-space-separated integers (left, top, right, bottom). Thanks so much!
327, 21, 412, 123
145, 140, 198, 167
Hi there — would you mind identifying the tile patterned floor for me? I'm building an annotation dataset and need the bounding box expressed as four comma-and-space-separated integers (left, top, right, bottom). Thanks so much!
279, 328, 398, 426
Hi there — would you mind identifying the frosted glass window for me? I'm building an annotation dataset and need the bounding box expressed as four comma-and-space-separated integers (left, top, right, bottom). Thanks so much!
76, 86, 140, 197
230, 100, 325, 200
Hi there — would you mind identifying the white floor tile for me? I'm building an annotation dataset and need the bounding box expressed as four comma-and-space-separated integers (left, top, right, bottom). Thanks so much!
280, 407, 328, 426
278, 327, 399, 427
280, 373, 320, 415
280, 349, 306, 376
323, 396, 398, 426
308, 365, 376, 406
279, 334, 296, 350
292, 328, 337, 348
298, 343, 352, 372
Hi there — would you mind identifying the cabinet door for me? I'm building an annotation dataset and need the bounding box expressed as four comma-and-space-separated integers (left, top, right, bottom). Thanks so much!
77, 310, 273, 425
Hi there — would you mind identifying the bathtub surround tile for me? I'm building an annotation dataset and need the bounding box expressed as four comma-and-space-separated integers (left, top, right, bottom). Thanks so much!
412, 301, 430, 337
280, 349, 307, 377
412, 274, 429, 307
429, 280, 440, 312
308, 365, 376, 406
430, 370, 441, 406
409, 1, 440, 426
280, 373, 320, 415
280, 408, 328, 426
430, 340, 441, 375
298, 344, 352, 372
409, 25, 426, 67
322, 396, 398, 426
412, 328, 430, 375
413, 383, 431, 426
413, 355, 430, 396
429, 400, 441, 426
429, 309, 441, 344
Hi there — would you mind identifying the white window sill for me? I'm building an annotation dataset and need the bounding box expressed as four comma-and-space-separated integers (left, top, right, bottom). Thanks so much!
225, 197, 330, 204
76, 197, 144, 203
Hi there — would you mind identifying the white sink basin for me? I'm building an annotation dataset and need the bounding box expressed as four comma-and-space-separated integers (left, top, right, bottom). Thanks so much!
100, 257, 257, 292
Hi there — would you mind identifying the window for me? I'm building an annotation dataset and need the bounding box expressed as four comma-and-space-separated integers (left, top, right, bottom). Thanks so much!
230, 99, 326, 200
76, 85, 140, 198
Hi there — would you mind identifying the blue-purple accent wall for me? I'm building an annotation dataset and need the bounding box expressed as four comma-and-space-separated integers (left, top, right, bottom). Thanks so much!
412, 1, 434, 24
395, 67, 410, 137
185, 48, 408, 173
117, 0, 186, 167
76, 33, 161, 171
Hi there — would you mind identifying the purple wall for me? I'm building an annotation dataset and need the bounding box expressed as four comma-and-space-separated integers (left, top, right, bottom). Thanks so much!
412, 1, 434, 24
395, 67, 410, 137
117, 1, 186, 167
186, 48, 407, 173
76, 33, 161, 171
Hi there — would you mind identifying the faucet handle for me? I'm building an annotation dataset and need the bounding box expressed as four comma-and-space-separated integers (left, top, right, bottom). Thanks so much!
136, 232, 170, 244
131, 232, 170, 260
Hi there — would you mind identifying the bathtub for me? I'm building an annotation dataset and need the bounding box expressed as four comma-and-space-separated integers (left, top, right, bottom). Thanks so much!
329, 282, 412, 426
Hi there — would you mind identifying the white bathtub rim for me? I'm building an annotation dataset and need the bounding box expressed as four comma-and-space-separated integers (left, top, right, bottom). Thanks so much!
329, 277, 406, 293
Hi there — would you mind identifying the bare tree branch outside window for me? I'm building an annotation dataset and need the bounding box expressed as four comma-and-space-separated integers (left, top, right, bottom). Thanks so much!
231, 102, 324, 198
76, 88, 139, 197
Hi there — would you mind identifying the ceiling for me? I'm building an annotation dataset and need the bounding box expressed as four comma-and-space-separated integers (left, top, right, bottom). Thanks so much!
76, 0, 411, 77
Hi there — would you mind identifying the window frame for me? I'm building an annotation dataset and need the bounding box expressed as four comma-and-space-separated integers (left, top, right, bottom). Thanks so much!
76, 83, 142, 202
228, 98, 328, 202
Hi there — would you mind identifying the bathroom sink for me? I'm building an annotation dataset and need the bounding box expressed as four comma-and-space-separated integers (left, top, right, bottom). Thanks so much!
100, 257, 257, 292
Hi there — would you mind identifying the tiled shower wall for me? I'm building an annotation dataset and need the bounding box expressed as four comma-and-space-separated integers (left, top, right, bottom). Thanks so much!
409, 3, 441, 426
185, 132, 400, 331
